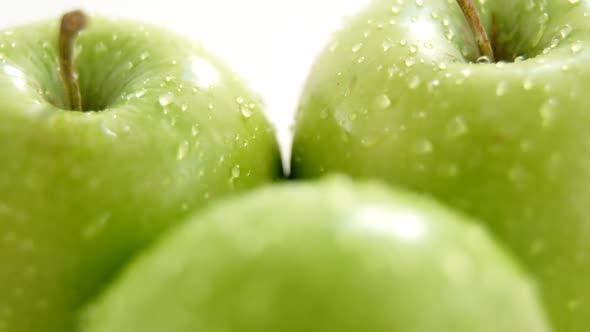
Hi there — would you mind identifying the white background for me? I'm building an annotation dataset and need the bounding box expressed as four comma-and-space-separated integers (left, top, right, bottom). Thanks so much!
0, 0, 371, 162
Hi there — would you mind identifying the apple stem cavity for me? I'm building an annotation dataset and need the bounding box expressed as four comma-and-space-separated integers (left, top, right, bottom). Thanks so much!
59, 10, 88, 112
456, 0, 495, 63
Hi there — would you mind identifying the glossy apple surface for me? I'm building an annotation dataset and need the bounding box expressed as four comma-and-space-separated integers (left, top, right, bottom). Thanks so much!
0, 16, 281, 332
82, 177, 550, 332
291, 0, 590, 330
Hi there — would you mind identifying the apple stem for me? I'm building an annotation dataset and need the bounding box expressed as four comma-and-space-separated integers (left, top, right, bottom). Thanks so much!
59, 10, 88, 112
455, 0, 495, 63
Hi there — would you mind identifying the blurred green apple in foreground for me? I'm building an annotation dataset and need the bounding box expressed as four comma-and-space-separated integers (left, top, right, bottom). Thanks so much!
291, 0, 590, 330
82, 177, 549, 332
0, 11, 281, 332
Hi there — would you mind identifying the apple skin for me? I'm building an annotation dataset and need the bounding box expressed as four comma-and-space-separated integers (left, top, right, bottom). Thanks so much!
291, 0, 590, 330
81, 177, 550, 332
0, 16, 282, 332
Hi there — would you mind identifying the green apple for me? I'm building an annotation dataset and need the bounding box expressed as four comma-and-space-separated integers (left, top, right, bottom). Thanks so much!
81, 177, 550, 332
291, 0, 590, 330
0, 12, 281, 332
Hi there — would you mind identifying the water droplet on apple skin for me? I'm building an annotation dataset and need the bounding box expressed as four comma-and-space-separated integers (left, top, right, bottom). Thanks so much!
351, 43, 363, 53
523, 78, 534, 90
414, 139, 433, 154
446, 117, 469, 137
476, 56, 491, 64
158, 93, 173, 107
191, 124, 200, 137
82, 213, 112, 239
571, 41, 584, 54
100, 123, 118, 138
231, 165, 241, 179
375, 94, 391, 109
408, 76, 421, 89
176, 141, 190, 161
496, 81, 507, 96
540, 98, 558, 127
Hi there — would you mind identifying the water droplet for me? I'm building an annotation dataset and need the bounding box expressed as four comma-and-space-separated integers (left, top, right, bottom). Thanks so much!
428, 79, 440, 92
571, 41, 584, 54
191, 124, 200, 136
361, 135, 380, 148
134, 89, 146, 98
409, 76, 421, 89
431, 11, 439, 19
559, 24, 573, 38
476, 56, 491, 64
523, 78, 534, 90
177, 141, 189, 161
95, 42, 107, 53
231, 165, 241, 179
540, 98, 558, 127
569, 0, 580, 4
445, 29, 455, 41
356, 56, 366, 64
495, 81, 507, 96
352, 43, 363, 53
82, 213, 111, 239
140, 51, 150, 60
415, 139, 433, 154
240, 105, 252, 118
382, 41, 393, 52
424, 42, 433, 49
514, 55, 526, 62
446, 116, 469, 137
461, 68, 472, 77
415, 0, 424, 6
413, 111, 427, 119
101, 123, 117, 138
181, 104, 188, 112
375, 94, 391, 109
409, 45, 418, 54
391, 6, 400, 14
405, 57, 416, 67
159, 94, 173, 106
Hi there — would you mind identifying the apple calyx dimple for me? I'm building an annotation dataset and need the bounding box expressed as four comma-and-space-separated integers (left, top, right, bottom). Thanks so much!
456, 0, 495, 63
59, 9, 88, 112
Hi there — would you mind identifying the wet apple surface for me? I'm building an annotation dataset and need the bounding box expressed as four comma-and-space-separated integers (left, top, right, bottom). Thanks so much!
0, 14, 281, 332
292, 1, 590, 330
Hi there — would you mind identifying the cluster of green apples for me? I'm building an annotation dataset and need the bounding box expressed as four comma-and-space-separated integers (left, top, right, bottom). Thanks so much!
1, 0, 588, 331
